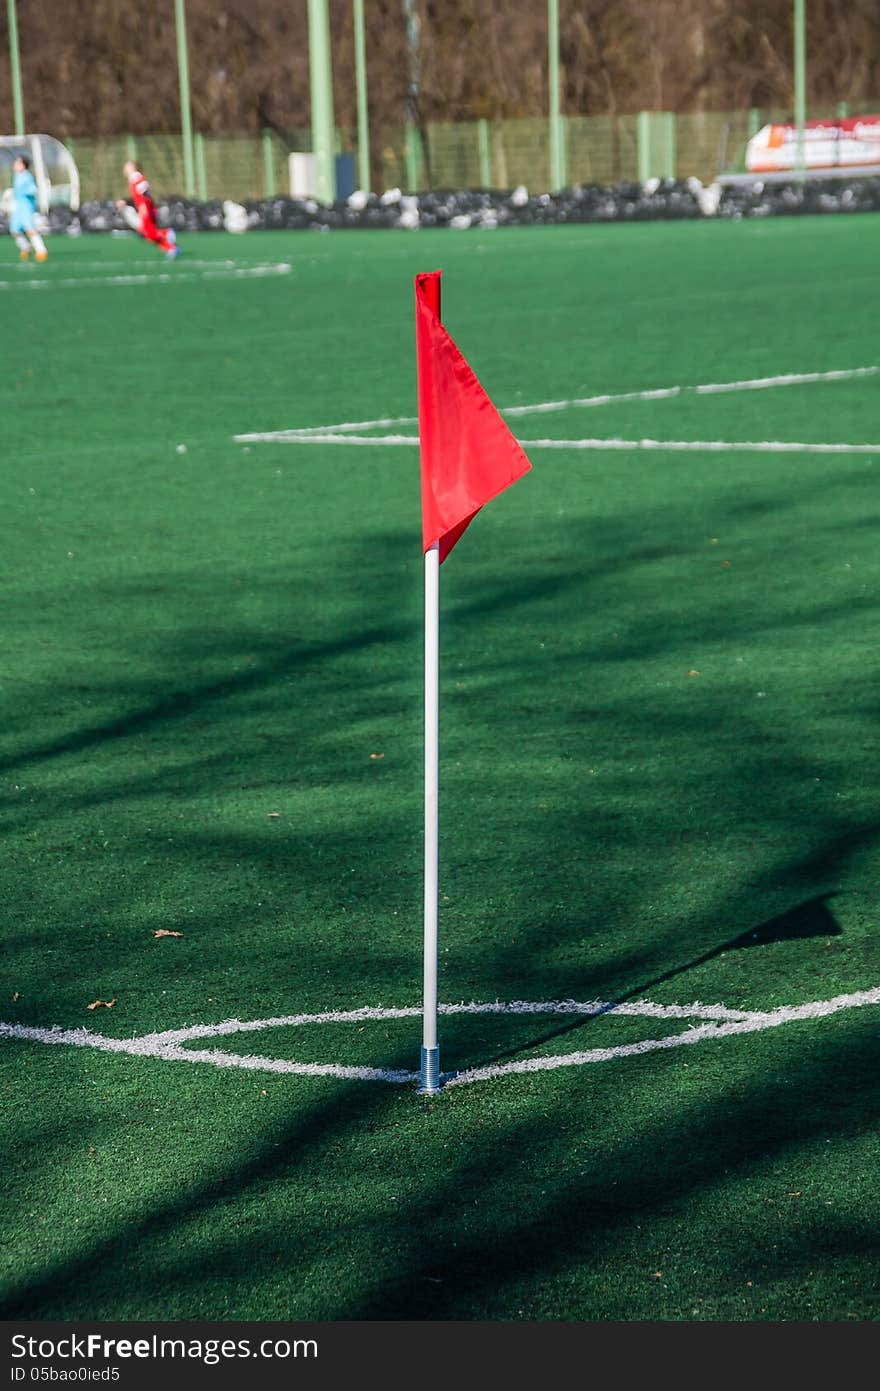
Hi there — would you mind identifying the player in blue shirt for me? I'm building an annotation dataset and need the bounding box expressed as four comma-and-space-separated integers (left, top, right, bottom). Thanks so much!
9, 155, 48, 262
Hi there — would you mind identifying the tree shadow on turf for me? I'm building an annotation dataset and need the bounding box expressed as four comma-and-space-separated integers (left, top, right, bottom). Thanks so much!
3, 488, 879, 1037
343, 1013, 880, 1319
2, 988, 876, 1320
4, 485, 880, 1316
458, 894, 845, 1072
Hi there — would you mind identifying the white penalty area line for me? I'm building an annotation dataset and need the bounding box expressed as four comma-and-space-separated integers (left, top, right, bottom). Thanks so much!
1, 986, 878, 1090
233, 364, 880, 445
0, 263, 292, 291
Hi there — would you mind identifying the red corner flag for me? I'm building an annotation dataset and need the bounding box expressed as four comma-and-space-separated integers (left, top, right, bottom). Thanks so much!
416, 270, 531, 562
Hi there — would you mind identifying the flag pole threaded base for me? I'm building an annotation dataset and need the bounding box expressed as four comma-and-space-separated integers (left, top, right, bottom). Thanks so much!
417, 1045, 441, 1095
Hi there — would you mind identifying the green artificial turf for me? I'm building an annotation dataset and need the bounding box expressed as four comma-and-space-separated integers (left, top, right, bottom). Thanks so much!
1, 217, 878, 1320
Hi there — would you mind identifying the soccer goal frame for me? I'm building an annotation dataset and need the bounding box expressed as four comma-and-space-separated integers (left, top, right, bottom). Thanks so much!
0, 133, 80, 212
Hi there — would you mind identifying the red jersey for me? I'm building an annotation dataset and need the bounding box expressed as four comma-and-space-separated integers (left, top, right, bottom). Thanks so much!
127, 168, 156, 217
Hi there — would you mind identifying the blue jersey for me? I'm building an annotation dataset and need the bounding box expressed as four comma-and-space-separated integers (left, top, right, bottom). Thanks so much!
11, 168, 38, 231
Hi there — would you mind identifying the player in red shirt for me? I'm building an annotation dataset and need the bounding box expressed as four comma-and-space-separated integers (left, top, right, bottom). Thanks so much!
116, 161, 181, 259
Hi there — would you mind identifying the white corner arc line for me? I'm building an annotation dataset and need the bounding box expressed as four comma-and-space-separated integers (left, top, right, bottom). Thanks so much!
233, 364, 879, 444
1, 986, 878, 1089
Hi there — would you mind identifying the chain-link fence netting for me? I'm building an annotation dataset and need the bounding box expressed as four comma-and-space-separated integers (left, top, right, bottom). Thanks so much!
58, 106, 880, 202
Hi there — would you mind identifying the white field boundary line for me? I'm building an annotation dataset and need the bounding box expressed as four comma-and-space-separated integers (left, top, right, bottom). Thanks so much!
1, 986, 878, 1089
233, 432, 880, 456
511, 438, 880, 455
233, 364, 880, 444
0, 263, 292, 291
0, 1022, 413, 1084
4, 258, 272, 272
138, 996, 757, 1048
445, 985, 880, 1087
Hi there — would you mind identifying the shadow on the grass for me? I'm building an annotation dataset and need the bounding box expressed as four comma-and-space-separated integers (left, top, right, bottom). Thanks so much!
3, 467, 880, 1316
344, 1020, 880, 1319
3, 487, 879, 1024
467, 894, 845, 1070
1, 1003, 876, 1320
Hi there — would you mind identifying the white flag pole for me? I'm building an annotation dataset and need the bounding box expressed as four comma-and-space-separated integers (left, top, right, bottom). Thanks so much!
419, 539, 441, 1093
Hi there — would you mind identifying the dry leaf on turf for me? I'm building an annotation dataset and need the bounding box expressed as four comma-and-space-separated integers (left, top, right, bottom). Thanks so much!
152, 929, 184, 939
86, 999, 116, 1010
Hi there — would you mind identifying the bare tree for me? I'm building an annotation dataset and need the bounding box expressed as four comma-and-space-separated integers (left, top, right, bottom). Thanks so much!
2, 1, 880, 141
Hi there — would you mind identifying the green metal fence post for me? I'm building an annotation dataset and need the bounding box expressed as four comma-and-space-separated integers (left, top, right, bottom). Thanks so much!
664, 112, 675, 178
353, 0, 370, 191
747, 107, 761, 138
125, 134, 138, 162
173, 0, 196, 195
793, 0, 806, 176
262, 130, 276, 197
561, 114, 569, 187
194, 131, 207, 200
402, 0, 423, 191
477, 118, 491, 188
307, 0, 337, 203
637, 110, 651, 182
405, 123, 421, 191
837, 101, 849, 120
7, 0, 24, 136
548, 0, 564, 190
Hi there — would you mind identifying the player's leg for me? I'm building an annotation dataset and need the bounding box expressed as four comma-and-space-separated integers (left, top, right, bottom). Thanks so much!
156, 227, 180, 257
138, 207, 160, 246
10, 214, 31, 259
26, 227, 48, 261
138, 207, 180, 258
